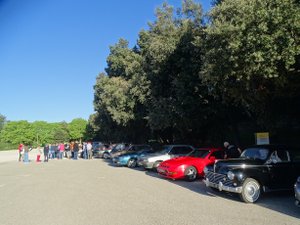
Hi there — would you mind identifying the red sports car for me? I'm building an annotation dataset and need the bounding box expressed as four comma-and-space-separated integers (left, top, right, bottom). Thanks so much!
157, 148, 224, 181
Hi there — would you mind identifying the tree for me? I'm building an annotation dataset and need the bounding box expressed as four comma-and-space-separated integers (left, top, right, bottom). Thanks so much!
0, 114, 6, 132
68, 118, 87, 141
203, 0, 300, 130
0, 121, 35, 145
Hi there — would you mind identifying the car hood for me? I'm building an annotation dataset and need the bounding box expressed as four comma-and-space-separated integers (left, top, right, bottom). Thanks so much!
214, 158, 264, 174
119, 152, 137, 158
161, 157, 201, 167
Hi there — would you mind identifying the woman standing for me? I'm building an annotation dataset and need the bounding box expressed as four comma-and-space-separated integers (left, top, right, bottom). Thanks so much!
23, 145, 29, 163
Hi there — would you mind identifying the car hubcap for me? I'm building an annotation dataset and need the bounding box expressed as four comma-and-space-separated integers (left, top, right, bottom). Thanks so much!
128, 159, 136, 167
245, 181, 260, 202
186, 168, 196, 179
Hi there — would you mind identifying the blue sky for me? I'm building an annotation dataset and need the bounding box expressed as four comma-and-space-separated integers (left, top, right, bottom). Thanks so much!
0, 0, 211, 123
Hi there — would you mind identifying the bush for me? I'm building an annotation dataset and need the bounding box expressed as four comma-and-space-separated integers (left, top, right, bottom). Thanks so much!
0, 142, 18, 151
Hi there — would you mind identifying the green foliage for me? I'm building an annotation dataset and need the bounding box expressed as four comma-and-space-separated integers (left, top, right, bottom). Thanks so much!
90, 0, 300, 145
0, 114, 6, 132
68, 118, 87, 141
0, 121, 34, 145
203, 0, 300, 128
0, 142, 18, 151
0, 119, 86, 148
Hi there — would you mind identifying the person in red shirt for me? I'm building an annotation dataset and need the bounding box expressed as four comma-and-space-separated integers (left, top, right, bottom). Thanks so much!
18, 143, 23, 162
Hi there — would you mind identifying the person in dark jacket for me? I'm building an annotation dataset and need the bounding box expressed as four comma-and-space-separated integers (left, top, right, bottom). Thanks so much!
224, 141, 241, 159
73, 141, 79, 160
44, 144, 49, 162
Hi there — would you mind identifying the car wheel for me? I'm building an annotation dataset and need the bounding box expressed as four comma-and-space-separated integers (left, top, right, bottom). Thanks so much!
153, 161, 162, 171
127, 158, 137, 168
239, 178, 261, 203
103, 153, 110, 159
184, 166, 197, 181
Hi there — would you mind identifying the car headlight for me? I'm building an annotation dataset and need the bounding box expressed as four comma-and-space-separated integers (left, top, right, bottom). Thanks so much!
227, 171, 235, 180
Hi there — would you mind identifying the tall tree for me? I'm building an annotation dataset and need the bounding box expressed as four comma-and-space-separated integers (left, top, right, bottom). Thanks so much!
203, 0, 300, 130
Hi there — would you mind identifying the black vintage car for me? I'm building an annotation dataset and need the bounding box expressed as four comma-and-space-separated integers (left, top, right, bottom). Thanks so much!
204, 145, 300, 203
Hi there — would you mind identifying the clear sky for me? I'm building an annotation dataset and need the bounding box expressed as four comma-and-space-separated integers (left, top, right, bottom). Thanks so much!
0, 0, 211, 123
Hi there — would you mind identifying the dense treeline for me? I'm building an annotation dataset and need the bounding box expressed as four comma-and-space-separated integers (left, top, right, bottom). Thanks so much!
0, 117, 88, 147
89, 0, 300, 147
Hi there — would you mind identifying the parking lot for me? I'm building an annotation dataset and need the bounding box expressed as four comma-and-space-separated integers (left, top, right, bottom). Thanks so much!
0, 152, 299, 225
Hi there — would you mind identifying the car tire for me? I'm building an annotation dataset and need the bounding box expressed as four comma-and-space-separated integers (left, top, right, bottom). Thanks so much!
127, 158, 137, 168
103, 152, 110, 159
153, 161, 162, 172
184, 166, 197, 181
239, 178, 261, 203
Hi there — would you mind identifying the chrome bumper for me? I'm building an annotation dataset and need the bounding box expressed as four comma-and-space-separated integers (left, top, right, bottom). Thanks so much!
205, 178, 242, 193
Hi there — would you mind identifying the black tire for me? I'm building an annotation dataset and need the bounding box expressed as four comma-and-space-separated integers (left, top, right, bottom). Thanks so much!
127, 158, 137, 168
184, 166, 198, 181
239, 178, 261, 203
153, 161, 162, 171
103, 152, 110, 159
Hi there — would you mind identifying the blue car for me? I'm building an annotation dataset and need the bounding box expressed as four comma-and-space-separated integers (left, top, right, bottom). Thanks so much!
112, 146, 155, 168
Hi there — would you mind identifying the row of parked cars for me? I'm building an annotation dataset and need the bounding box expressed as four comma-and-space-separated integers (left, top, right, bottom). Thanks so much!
93, 142, 300, 205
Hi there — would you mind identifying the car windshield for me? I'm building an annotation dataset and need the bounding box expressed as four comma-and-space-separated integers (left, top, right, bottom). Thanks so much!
188, 150, 210, 158
159, 145, 172, 154
240, 148, 269, 161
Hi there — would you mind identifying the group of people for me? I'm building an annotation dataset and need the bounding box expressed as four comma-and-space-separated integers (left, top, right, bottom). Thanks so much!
18, 141, 93, 163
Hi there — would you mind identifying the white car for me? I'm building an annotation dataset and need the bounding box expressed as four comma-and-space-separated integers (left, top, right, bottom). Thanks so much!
138, 145, 194, 171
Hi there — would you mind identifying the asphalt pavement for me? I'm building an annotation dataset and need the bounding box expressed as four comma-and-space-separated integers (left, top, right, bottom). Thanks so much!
0, 150, 299, 225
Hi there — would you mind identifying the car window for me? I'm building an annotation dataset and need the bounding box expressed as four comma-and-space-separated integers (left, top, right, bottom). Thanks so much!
291, 150, 300, 162
188, 150, 209, 158
159, 146, 172, 154
240, 148, 269, 161
171, 146, 193, 155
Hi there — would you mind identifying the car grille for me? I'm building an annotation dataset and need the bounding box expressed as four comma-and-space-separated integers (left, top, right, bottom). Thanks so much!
205, 171, 234, 187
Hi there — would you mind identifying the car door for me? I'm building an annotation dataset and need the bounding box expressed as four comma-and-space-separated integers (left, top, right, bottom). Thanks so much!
267, 149, 294, 190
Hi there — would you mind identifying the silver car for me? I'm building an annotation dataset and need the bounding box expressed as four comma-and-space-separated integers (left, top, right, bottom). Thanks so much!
138, 145, 194, 170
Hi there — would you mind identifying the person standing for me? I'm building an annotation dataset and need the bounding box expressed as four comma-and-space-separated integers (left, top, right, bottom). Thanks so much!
43, 144, 49, 162
59, 143, 65, 159
73, 141, 79, 160
23, 145, 29, 163
18, 143, 23, 162
87, 142, 93, 160
36, 145, 42, 162
70, 141, 74, 159
224, 141, 241, 159
82, 142, 87, 159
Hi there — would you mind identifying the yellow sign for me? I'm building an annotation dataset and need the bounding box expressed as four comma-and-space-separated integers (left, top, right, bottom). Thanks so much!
255, 132, 270, 145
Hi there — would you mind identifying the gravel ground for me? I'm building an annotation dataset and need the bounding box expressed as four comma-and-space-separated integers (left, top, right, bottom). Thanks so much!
0, 151, 299, 225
